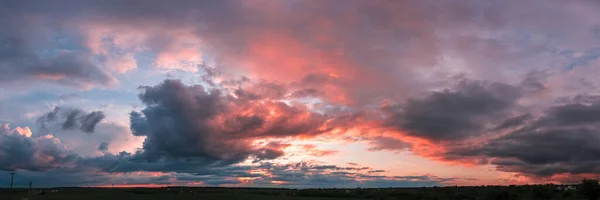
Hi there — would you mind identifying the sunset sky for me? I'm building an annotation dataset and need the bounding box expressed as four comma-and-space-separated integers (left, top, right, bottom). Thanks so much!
2, 0, 600, 188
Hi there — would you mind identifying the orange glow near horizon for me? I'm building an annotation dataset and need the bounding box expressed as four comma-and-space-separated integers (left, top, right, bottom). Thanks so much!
93, 184, 173, 188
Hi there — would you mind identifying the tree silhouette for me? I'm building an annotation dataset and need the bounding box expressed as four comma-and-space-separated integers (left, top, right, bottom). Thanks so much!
580, 179, 600, 200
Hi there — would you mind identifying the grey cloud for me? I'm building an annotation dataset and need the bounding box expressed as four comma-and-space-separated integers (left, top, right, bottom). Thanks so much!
254, 148, 285, 162
6, 157, 445, 188
130, 79, 246, 163
98, 142, 109, 152
37, 107, 105, 133
385, 80, 521, 141
3, 168, 177, 188
443, 99, 600, 177
520, 71, 548, 95
62, 109, 82, 130
0, 0, 490, 104
4, 0, 600, 186
43, 121, 136, 158
484, 128, 600, 177
0, 124, 78, 171
1, 0, 597, 106
368, 78, 600, 180
1, 123, 445, 188
129, 79, 330, 165
0, 28, 115, 87
493, 114, 532, 131
367, 136, 412, 152
80, 111, 106, 133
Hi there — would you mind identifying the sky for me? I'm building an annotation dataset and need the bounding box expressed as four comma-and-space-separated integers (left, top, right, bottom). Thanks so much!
2, 0, 600, 188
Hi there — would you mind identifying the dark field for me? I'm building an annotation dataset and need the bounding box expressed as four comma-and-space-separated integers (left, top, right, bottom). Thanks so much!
1, 187, 364, 200
0, 181, 599, 200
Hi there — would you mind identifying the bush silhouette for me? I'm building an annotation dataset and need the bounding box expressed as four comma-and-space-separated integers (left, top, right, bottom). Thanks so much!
531, 185, 554, 200
580, 179, 600, 200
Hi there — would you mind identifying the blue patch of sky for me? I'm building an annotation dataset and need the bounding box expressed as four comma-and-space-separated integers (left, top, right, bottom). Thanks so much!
33, 31, 87, 57
566, 47, 600, 70
134, 50, 157, 70
8, 92, 59, 104
77, 89, 140, 104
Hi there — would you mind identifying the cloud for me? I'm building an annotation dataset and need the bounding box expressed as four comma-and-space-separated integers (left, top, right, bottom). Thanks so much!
39, 121, 142, 157
297, 144, 339, 157
2, 0, 600, 186
477, 100, 600, 177
0, 20, 116, 87
0, 123, 78, 171
367, 136, 411, 152
2, 0, 600, 82
129, 79, 334, 164
37, 107, 106, 133
384, 80, 521, 141
2, 121, 447, 188
80, 111, 106, 133
2, 0, 599, 104
5, 157, 447, 188
358, 77, 600, 180
493, 114, 533, 131
98, 142, 109, 152
413, 96, 600, 180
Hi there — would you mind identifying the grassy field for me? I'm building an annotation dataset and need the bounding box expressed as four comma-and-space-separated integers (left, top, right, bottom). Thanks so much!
0, 193, 363, 200
0, 188, 363, 200
0, 182, 596, 200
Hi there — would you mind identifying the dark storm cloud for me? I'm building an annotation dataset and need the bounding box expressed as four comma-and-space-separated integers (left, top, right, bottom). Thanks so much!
443, 99, 600, 177
485, 129, 600, 177
129, 79, 330, 165
37, 107, 105, 133
493, 114, 532, 130
253, 148, 285, 162
80, 111, 106, 133
80, 151, 222, 173
62, 109, 82, 130
385, 80, 521, 141
129, 79, 246, 163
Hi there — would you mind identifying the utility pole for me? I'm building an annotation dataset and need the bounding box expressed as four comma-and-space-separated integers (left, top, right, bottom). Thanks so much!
9, 172, 15, 200
28, 181, 32, 199
10, 172, 15, 188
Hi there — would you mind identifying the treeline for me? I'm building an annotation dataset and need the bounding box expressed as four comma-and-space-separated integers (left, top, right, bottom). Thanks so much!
296, 179, 600, 200
4, 179, 600, 200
